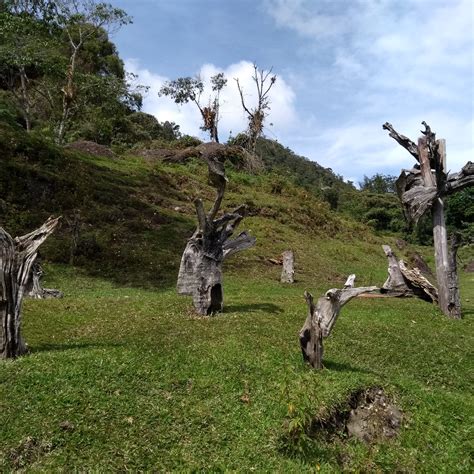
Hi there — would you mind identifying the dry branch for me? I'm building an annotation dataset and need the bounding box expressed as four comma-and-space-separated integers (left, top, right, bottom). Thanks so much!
300, 278, 378, 369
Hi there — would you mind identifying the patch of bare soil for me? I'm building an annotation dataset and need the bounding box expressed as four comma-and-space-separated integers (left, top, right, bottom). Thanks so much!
9, 436, 53, 469
66, 140, 116, 158
312, 387, 403, 443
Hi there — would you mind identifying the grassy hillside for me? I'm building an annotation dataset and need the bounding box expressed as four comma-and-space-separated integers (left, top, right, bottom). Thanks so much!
1, 123, 473, 471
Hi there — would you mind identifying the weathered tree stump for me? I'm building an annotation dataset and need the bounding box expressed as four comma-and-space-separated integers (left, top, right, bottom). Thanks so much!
25, 261, 63, 299
0, 217, 60, 359
383, 122, 472, 317
280, 250, 295, 283
177, 145, 256, 315
447, 233, 461, 319
300, 278, 378, 369
381, 244, 438, 302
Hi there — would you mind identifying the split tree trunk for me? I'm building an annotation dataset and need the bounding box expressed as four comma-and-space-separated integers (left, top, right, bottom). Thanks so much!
177, 144, 256, 315
280, 250, 295, 283
300, 278, 378, 369
0, 217, 60, 359
383, 122, 472, 318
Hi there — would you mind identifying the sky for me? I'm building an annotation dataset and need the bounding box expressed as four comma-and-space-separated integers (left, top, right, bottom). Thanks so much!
112, 0, 473, 184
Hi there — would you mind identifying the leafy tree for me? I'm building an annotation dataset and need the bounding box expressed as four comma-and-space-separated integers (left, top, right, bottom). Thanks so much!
159, 73, 227, 143
54, 0, 131, 143
359, 173, 397, 194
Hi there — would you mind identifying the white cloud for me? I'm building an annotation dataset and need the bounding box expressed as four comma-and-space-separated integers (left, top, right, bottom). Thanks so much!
125, 59, 297, 142
263, 0, 473, 181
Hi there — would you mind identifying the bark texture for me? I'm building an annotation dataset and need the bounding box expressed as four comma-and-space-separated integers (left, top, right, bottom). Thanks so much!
0, 217, 60, 359
177, 146, 256, 315
447, 234, 461, 319
280, 250, 295, 283
383, 121, 468, 318
300, 279, 378, 369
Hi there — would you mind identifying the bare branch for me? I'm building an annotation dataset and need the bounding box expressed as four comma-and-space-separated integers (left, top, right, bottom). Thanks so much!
382, 122, 419, 161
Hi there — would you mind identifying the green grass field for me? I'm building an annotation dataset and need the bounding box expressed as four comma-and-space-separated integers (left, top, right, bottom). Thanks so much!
1, 263, 472, 472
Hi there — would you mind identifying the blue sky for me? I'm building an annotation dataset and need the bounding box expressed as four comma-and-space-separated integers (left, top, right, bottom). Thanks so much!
113, 0, 473, 183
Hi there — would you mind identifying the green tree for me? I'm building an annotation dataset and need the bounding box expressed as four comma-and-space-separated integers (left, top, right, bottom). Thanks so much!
359, 173, 397, 194
159, 73, 227, 143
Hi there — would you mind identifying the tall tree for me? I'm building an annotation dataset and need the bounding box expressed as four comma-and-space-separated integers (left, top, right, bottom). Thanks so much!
159, 72, 227, 143
235, 63, 276, 153
55, 0, 131, 143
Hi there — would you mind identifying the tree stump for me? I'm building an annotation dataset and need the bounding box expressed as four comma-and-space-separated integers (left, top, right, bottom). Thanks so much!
25, 261, 63, 299
0, 217, 60, 359
280, 250, 294, 283
177, 145, 256, 315
300, 278, 378, 369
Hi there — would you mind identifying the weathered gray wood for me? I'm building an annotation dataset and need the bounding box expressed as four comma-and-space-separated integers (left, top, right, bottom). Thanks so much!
398, 260, 438, 303
26, 261, 63, 299
177, 147, 256, 315
300, 291, 323, 369
344, 274, 356, 288
300, 278, 378, 369
280, 250, 294, 283
384, 121, 469, 318
447, 234, 461, 319
0, 217, 60, 359
382, 245, 412, 296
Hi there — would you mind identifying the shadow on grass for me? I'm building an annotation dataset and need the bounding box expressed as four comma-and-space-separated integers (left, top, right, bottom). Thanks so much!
224, 303, 284, 314
30, 341, 124, 354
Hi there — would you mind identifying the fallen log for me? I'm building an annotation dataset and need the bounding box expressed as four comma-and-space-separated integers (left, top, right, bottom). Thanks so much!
26, 261, 63, 299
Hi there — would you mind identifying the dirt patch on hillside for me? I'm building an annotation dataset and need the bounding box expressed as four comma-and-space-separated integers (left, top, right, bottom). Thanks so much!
464, 260, 474, 273
66, 140, 116, 158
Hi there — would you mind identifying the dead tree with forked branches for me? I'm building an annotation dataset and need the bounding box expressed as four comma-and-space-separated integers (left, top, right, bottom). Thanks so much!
235, 64, 276, 154
177, 144, 256, 315
300, 276, 378, 369
383, 122, 473, 318
0, 217, 60, 359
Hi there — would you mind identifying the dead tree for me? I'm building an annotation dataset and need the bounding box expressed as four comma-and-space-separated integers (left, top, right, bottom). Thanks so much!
300, 280, 378, 369
177, 144, 256, 315
383, 122, 472, 318
280, 250, 295, 283
25, 261, 63, 299
381, 245, 438, 302
0, 217, 60, 359
235, 64, 276, 153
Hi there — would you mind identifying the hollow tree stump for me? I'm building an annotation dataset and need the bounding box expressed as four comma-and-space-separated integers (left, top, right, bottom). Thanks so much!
0, 217, 60, 359
280, 250, 295, 283
300, 278, 378, 369
177, 144, 256, 315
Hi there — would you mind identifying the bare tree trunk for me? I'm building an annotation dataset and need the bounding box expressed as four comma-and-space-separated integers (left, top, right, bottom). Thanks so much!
19, 67, 31, 132
300, 279, 378, 369
0, 217, 60, 359
177, 145, 255, 315
280, 250, 294, 283
447, 234, 461, 319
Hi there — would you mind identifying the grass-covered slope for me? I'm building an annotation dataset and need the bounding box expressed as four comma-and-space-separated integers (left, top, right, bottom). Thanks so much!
1, 123, 473, 471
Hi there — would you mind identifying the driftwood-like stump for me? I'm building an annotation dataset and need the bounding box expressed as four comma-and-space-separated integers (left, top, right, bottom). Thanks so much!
280, 250, 295, 283
383, 122, 472, 318
0, 217, 60, 359
300, 278, 378, 369
177, 144, 256, 315
381, 245, 437, 303
26, 261, 63, 299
